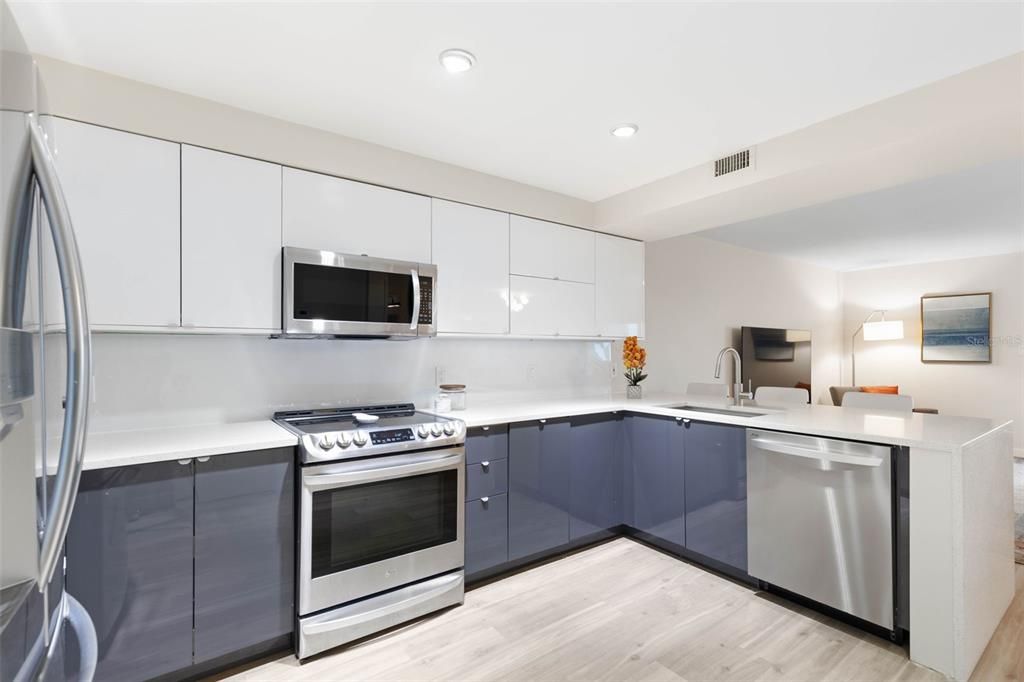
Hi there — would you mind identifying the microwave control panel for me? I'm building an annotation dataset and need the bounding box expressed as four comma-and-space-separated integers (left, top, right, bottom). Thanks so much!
418, 275, 433, 325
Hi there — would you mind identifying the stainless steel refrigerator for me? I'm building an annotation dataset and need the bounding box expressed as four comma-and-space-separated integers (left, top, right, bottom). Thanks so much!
1, 1, 96, 679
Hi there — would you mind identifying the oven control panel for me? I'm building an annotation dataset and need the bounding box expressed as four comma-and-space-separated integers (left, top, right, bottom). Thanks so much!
370, 428, 415, 446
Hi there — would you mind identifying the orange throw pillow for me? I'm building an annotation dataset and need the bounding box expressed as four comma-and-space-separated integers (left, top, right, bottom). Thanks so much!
861, 385, 899, 394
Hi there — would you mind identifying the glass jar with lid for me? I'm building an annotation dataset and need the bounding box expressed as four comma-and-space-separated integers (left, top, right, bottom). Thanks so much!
439, 384, 467, 411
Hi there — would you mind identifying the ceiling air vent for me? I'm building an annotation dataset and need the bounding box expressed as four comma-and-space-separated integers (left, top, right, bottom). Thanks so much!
714, 149, 751, 177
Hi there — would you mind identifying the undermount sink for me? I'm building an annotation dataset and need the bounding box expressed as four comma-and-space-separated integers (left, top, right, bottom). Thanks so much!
664, 404, 770, 418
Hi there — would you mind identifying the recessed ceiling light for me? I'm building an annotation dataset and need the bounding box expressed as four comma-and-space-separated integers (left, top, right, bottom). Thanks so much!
610, 124, 639, 138
439, 48, 476, 74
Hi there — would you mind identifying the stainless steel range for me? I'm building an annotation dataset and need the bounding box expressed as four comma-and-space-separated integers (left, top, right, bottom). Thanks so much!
274, 403, 465, 659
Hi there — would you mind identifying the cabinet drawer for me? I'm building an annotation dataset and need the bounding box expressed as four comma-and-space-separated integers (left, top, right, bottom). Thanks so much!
466, 458, 508, 501
466, 424, 509, 465
465, 494, 508, 577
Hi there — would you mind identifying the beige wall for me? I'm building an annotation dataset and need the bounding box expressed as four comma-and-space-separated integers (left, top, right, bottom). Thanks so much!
643, 234, 843, 405
841, 252, 1024, 453
33, 56, 594, 229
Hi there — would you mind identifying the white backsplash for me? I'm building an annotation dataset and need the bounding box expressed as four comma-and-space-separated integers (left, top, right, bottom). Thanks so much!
48, 333, 616, 433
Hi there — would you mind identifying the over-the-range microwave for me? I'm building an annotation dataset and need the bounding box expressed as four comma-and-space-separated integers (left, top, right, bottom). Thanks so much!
282, 247, 436, 339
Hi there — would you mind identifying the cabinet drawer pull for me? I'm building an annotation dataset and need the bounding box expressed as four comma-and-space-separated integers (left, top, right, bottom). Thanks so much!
539, 419, 547, 424
482, 426, 490, 431
480, 460, 490, 469
480, 496, 490, 505
197, 456, 210, 463
177, 459, 191, 466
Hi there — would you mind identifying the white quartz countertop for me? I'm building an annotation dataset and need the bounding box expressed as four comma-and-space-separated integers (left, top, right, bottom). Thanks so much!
55, 392, 1012, 473
46, 420, 298, 473
432, 392, 1012, 452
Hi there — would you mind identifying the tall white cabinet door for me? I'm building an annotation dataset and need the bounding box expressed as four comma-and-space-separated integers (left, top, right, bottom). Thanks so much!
431, 200, 509, 334
509, 215, 594, 283
509, 276, 595, 337
181, 146, 282, 332
595, 234, 645, 338
43, 117, 180, 329
282, 167, 431, 263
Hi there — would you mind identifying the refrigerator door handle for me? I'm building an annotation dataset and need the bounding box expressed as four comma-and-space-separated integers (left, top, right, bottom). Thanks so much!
27, 114, 92, 590
11, 589, 97, 682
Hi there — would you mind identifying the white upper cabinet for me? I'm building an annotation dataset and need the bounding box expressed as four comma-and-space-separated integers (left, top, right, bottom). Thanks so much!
43, 117, 180, 329
430, 200, 510, 335
181, 146, 282, 332
509, 215, 595, 283
509, 276, 595, 337
595, 234, 645, 338
282, 167, 431, 263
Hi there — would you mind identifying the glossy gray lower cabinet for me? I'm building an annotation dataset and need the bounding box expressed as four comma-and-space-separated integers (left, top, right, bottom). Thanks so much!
465, 494, 509, 576
4, 571, 66, 682
466, 424, 509, 464
569, 413, 624, 539
194, 448, 294, 663
682, 422, 747, 571
66, 460, 195, 681
508, 419, 571, 560
0, 588, 27, 682
626, 416, 685, 547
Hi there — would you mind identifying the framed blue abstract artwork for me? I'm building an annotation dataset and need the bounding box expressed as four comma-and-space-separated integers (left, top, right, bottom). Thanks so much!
920, 292, 991, 363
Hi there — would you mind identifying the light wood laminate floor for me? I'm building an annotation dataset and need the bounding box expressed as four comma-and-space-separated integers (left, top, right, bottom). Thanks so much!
219, 538, 1024, 681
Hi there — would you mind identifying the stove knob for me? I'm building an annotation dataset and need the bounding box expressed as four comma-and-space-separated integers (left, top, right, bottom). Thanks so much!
417, 425, 429, 439
318, 434, 336, 451
430, 424, 443, 437
353, 431, 368, 447
337, 433, 352, 449
443, 422, 455, 436
452, 421, 463, 436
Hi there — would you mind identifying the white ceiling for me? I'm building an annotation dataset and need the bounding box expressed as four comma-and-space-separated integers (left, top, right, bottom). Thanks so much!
694, 158, 1024, 272
9, 2, 1024, 201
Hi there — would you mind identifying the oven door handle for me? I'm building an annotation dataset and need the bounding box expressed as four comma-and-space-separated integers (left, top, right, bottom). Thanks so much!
303, 450, 462, 490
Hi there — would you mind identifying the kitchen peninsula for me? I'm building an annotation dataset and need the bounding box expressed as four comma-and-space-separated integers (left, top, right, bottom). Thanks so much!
52, 392, 1014, 681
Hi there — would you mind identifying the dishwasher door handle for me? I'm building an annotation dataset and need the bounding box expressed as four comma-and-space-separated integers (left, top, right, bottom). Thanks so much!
750, 437, 884, 467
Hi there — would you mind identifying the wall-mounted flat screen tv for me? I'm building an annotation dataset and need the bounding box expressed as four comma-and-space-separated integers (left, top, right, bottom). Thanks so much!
741, 327, 811, 401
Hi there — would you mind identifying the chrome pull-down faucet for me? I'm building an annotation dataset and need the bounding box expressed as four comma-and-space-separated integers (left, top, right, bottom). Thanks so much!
714, 346, 753, 406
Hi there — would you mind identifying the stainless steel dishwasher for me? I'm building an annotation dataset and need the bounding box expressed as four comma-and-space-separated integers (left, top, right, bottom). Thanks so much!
747, 430, 894, 630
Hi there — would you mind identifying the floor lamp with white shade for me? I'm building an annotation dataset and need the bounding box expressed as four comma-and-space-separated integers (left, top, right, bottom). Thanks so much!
851, 310, 905, 386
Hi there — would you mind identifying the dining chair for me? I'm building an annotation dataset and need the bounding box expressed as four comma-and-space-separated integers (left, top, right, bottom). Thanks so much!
841, 391, 914, 412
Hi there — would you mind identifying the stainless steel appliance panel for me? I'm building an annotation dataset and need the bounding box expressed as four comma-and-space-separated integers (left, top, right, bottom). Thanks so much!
298, 447, 465, 615
2, 3, 97, 677
282, 247, 436, 338
297, 570, 464, 659
747, 430, 893, 629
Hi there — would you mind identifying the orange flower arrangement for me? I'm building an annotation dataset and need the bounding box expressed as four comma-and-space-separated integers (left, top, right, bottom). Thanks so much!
622, 336, 648, 387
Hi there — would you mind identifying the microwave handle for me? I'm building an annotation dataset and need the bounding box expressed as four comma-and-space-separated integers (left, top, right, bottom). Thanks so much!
410, 268, 420, 331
